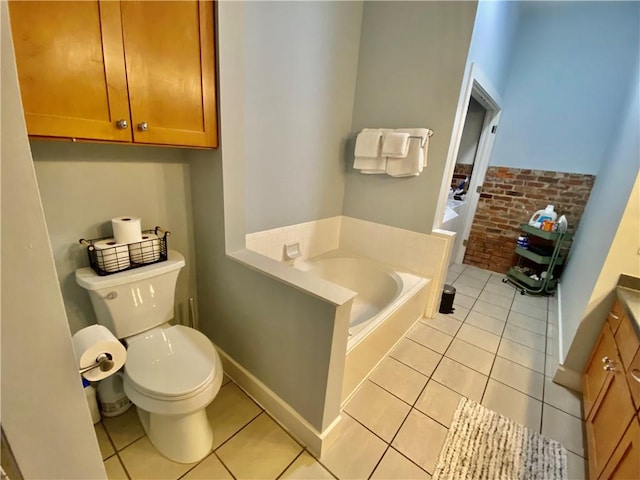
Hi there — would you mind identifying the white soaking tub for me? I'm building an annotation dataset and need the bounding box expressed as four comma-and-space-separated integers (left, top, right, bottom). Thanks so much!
295, 251, 428, 350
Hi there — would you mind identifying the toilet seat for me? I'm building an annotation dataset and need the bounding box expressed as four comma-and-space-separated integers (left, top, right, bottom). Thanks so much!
124, 325, 218, 401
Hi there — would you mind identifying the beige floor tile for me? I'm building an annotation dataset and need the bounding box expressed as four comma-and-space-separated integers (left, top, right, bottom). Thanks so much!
464, 310, 505, 336
478, 290, 514, 310
414, 380, 463, 428
487, 273, 508, 285
454, 274, 488, 290
482, 281, 517, 299
490, 357, 544, 400
182, 453, 232, 479
507, 311, 547, 335
448, 264, 465, 275
369, 356, 429, 405
392, 409, 448, 474
95, 422, 115, 460
423, 314, 462, 337
471, 300, 510, 321
456, 324, 500, 353
432, 357, 488, 402
370, 448, 432, 480
280, 451, 334, 479
502, 324, 546, 352
345, 381, 411, 442
481, 379, 542, 432
514, 294, 549, 309
498, 338, 545, 373
452, 282, 482, 299
102, 406, 145, 451
206, 382, 262, 449
450, 305, 470, 322
462, 267, 492, 281
566, 450, 588, 480
119, 437, 195, 480
320, 415, 387, 480
543, 377, 583, 419
216, 413, 302, 479
407, 323, 453, 354
452, 293, 476, 309
445, 272, 459, 284
222, 374, 232, 386
390, 338, 442, 377
104, 456, 127, 480
511, 301, 548, 321
541, 404, 586, 457
545, 355, 560, 377
445, 338, 494, 375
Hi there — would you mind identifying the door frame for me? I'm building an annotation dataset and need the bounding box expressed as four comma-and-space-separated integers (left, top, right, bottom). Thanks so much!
434, 63, 502, 265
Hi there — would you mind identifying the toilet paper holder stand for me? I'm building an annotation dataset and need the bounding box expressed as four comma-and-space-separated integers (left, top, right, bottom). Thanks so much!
79, 353, 115, 375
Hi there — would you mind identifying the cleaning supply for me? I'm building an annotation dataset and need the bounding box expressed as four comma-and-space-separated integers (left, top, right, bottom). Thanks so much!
528, 205, 557, 228
82, 378, 101, 424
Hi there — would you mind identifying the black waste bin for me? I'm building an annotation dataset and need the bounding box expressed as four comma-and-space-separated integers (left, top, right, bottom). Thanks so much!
439, 284, 456, 314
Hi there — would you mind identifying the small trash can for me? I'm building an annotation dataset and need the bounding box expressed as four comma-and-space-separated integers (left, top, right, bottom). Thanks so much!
439, 284, 456, 314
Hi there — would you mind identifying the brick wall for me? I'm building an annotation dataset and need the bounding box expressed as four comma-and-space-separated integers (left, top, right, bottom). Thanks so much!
463, 167, 595, 273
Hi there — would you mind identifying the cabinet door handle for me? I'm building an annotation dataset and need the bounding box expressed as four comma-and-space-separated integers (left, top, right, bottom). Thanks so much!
138, 122, 148, 132
116, 119, 128, 129
631, 369, 640, 383
603, 364, 616, 372
608, 313, 619, 320
602, 356, 613, 364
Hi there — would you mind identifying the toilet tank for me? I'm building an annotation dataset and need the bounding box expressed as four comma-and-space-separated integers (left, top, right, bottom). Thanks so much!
76, 250, 186, 339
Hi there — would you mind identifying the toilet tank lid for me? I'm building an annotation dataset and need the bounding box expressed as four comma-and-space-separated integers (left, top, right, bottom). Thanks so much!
75, 250, 185, 291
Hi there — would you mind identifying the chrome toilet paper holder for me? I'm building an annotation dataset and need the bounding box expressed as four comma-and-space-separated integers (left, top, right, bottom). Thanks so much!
79, 353, 115, 374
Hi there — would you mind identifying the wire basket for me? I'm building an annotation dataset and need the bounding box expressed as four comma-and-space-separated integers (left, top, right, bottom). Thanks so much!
79, 227, 169, 276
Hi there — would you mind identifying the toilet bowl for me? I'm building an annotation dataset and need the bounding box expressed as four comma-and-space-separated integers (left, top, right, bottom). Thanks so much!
123, 324, 223, 463
76, 250, 223, 463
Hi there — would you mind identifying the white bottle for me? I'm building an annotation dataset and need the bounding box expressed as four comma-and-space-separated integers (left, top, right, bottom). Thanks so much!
83, 378, 101, 424
529, 205, 558, 228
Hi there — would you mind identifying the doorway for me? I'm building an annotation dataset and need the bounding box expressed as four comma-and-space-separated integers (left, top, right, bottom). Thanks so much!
436, 64, 502, 266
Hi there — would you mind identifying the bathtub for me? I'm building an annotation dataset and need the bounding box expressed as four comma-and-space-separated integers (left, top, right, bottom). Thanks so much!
295, 251, 428, 351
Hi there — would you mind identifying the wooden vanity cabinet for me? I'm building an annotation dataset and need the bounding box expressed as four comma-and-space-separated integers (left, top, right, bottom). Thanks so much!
583, 298, 640, 480
8, 0, 218, 148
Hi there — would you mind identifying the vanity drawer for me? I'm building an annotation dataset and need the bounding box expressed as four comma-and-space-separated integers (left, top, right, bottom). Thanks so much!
607, 299, 625, 334
615, 313, 640, 372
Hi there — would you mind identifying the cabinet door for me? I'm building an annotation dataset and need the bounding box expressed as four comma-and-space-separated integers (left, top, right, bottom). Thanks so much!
598, 417, 640, 480
584, 323, 618, 418
615, 313, 640, 372
627, 348, 640, 411
120, 1, 218, 148
586, 351, 635, 480
607, 299, 625, 334
8, 1, 131, 141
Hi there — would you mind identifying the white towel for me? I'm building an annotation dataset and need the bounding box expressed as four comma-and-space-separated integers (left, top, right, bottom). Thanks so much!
382, 132, 410, 158
354, 129, 383, 158
386, 128, 432, 177
353, 156, 387, 173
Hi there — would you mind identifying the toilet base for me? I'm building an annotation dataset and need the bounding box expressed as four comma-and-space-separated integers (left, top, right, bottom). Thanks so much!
136, 406, 213, 464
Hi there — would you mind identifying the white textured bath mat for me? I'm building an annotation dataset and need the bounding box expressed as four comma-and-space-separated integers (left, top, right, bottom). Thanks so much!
433, 397, 568, 480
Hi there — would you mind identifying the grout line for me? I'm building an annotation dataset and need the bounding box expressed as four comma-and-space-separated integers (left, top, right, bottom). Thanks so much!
274, 449, 306, 480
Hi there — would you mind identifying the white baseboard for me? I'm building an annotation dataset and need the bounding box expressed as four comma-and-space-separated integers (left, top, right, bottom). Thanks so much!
215, 347, 342, 457
557, 283, 565, 363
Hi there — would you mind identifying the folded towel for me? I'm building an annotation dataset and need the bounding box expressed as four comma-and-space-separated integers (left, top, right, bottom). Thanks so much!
353, 156, 387, 173
354, 129, 383, 158
382, 132, 410, 158
386, 128, 432, 177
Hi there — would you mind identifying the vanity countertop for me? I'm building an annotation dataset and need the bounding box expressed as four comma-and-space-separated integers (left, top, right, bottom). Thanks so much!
616, 274, 640, 337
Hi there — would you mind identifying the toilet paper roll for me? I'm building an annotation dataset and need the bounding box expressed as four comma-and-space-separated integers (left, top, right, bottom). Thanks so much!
94, 239, 130, 273
129, 232, 161, 265
72, 325, 127, 382
112, 216, 143, 245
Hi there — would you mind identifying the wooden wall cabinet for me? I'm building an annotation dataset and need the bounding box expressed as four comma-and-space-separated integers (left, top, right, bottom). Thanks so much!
583, 298, 640, 479
8, 0, 218, 148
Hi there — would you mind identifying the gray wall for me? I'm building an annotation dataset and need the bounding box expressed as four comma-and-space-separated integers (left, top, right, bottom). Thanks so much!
244, 1, 362, 233
343, 1, 478, 233
31, 142, 197, 334
1, 4, 105, 476
560, 61, 640, 368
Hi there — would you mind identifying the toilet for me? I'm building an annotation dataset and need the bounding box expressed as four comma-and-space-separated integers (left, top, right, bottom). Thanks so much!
76, 250, 223, 464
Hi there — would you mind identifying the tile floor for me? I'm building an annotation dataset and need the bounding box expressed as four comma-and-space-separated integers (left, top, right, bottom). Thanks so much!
96, 263, 588, 480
